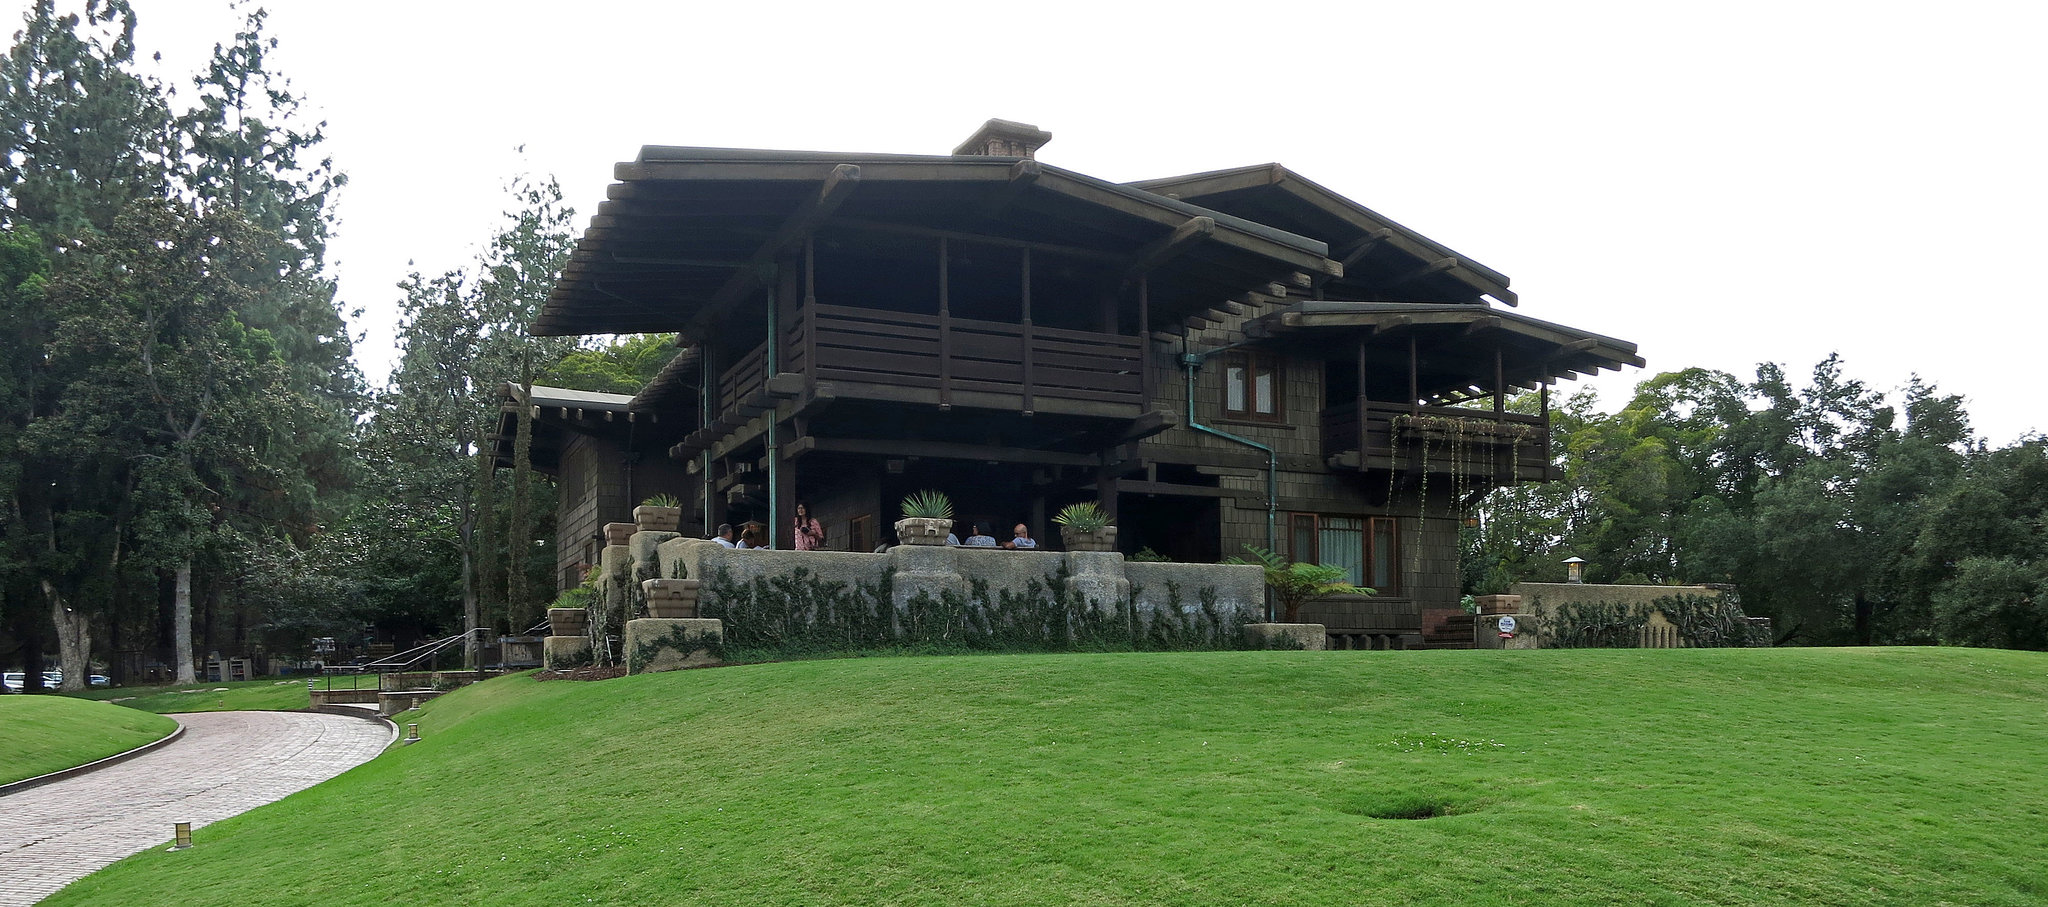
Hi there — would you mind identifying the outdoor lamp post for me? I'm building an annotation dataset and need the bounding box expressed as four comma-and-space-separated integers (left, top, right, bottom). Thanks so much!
1562, 556, 1586, 584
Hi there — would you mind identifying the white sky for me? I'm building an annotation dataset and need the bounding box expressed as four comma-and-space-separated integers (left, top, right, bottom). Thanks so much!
126, 0, 2047, 444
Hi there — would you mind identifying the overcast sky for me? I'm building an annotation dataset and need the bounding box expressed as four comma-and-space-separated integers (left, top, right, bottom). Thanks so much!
123, 0, 2047, 444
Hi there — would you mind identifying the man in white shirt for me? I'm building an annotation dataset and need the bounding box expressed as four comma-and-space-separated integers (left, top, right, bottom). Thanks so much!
1003, 523, 1037, 549
712, 523, 737, 548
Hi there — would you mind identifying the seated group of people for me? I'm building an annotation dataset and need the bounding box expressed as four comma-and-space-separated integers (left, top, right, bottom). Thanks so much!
950, 522, 1036, 550
709, 522, 767, 549
708, 515, 1037, 551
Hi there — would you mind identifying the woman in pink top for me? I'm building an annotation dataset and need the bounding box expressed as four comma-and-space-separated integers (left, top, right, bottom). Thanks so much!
793, 502, 825, 551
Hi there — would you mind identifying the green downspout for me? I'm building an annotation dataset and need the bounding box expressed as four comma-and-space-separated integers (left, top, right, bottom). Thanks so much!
765, 284, 781, 551
1179, 346, 1278, 618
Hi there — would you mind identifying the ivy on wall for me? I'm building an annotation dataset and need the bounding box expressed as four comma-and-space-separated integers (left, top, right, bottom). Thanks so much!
1538, 593, 1770, 649
699, 565, 1251, 660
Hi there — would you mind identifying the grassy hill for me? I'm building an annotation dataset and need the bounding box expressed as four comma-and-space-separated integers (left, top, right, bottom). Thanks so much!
71, 676, 341, 713
0, 695, 177, 785
45, 648, 2048, 906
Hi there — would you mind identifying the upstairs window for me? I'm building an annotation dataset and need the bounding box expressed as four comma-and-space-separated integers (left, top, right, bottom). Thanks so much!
1289, 513, 1400, 594
1224, 352, 1282, 422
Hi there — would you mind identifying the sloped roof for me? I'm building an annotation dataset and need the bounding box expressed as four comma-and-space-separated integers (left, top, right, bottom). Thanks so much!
1246, 301, 1643, 395
530, 146, 1342, 338
1130, 164, 1516, 306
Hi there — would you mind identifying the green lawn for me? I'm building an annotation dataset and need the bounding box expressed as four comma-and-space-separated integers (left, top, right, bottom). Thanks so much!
0, 695, 177, 785
71, 676, 318, 714
44, 647, 2048, 906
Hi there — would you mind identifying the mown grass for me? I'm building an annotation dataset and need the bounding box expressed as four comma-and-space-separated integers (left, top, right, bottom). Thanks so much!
0, 695, 177, 785
46, 647, 2048, 906
70, 676, 317, 714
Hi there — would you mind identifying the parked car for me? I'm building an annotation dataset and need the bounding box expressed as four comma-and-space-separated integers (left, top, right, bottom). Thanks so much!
1, 672, 20, 693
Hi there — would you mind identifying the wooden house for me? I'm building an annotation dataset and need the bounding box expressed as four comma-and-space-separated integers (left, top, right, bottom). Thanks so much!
519, 120, 1641, 647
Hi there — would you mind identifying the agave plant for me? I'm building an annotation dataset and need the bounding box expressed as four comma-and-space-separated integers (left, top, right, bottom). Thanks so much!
640, 493, 680, 509
899, 489, 954, 520
1051, 501, 1110, 532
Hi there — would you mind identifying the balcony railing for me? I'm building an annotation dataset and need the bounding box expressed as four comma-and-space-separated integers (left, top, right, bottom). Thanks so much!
790, 304, 1143, 415
1322, 401, 1549, 482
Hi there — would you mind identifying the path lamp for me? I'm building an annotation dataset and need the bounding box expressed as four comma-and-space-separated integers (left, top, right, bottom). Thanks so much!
170, 822, 192, 850
1562, 556, 1586, 584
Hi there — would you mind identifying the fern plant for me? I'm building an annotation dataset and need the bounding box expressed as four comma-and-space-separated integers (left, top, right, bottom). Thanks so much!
1223, 545, 1373, 623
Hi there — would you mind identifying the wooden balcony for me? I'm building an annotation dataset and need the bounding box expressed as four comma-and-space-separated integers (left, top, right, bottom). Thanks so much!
785, 304, 1145, 418
1321, 400, 1549, 484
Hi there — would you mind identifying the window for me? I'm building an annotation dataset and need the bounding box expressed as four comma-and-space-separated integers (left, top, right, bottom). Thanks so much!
1223, 352, 1282, 422
1288, 513, 1399, 594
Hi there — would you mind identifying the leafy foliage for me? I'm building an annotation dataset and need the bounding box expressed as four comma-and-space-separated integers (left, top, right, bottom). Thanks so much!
1223, 545, 1373, 623
898, 489, 953, 520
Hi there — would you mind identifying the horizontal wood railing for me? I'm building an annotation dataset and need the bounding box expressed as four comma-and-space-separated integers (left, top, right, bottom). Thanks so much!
794, 304, 1143, 412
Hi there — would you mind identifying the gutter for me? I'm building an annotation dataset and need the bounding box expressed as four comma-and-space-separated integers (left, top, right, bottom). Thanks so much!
1178, 343, 1278, 617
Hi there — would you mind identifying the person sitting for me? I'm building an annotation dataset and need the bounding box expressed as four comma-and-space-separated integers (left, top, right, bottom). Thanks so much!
737, 523, 768, 549
962, 522, 999, 547
711, 523, 737, 548
1002, 523, 1037, 549
945, 531, 961, 546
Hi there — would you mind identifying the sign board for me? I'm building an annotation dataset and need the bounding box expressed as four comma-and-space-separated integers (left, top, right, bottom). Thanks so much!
1497, 616, 1517, 634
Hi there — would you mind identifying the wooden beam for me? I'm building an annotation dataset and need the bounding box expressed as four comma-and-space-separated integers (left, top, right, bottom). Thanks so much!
830, 217, 1123, 263
1120, 216, 1215, 284
688, 164, 861, 335
793, 437, 1099, 467
975, 159, 1042, 220
1382, 257, 1459, 289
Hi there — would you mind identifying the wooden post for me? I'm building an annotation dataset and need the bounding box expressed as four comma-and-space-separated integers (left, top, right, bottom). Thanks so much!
938, 237, 952, 410
803, 238, 818, 388
1356, 338, 1369, 470
1539, 378, 1552, 483
1408, 334, 1419, 413
1137, 277, 1153, 406
1097, 466, 1119, 523
1021, 247, 1035, 416
1494, 344, 1505, 417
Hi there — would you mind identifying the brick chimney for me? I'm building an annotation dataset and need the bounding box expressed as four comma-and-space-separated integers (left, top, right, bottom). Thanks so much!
952, 118, 1052, 159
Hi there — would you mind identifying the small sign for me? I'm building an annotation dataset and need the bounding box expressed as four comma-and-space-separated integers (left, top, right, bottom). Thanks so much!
1497, 616, 1517, 635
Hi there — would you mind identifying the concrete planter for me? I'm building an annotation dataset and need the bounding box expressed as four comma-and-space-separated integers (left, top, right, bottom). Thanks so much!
633, 505, 682, 533
1244, 622, 1328, 651
1060, 525, 1118, 552
604, 521, 637, 546
894, 517, 954, 546
548, 607, 588, 637
641, 578, 701, 619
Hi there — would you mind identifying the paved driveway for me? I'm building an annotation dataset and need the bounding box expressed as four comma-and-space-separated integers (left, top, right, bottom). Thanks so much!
0, 710, 392, 906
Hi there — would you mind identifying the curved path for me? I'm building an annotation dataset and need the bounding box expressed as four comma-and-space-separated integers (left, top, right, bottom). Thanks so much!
0, 710, 392, 906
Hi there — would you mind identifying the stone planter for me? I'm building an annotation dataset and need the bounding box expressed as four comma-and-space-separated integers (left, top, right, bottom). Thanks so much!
641, 578, 701, 619
1060, 525, 1118, 552
633, 505, 682, 533
894, 517, 954, 546
1475, 594, 1523, 615
604, 521, 637, 546
548, 607, 589, 637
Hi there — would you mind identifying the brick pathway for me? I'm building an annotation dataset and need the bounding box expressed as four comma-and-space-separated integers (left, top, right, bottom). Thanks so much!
0, 711, 392, 906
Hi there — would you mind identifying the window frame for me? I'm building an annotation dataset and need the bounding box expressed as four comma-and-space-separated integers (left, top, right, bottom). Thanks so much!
1287, 512, 1400, 595
1222, 351, 1284, 423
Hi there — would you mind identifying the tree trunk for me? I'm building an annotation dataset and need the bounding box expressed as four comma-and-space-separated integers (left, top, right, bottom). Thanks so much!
174, 560, 196, 683
44, 582, 91, 693
509, 378, 535, 629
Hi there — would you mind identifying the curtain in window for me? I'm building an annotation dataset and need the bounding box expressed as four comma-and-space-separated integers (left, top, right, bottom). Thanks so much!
1370, 518, 1398, 591
1226, 362, 1247, 412
1319, 516, 1365, 586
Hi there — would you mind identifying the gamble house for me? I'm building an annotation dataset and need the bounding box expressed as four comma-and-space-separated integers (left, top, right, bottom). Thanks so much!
502, 119, 1640, 648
